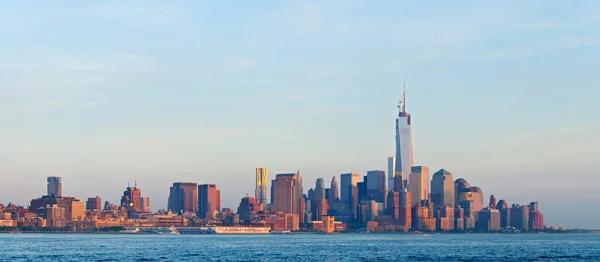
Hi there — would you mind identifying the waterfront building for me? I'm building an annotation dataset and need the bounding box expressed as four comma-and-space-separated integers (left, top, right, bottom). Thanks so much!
510, 204, 530, 231
409, 166, 429, 207
366, 170, 386, 204
399, 189, 412, 232
168, 182, 198, 214
86, 197, 102, 211
236, 196, 262, 222
431, 169, 454, 209
529, 201, 544, 231
394, 85, 414, 190
29, 196, 82, 220
46, 205, 66, 228
497, 200, 511, 228
255, 168, 269, 206
322, 215, 335, 233
47, 176, 62, 197
454, 206, 465, 231
198, 184, 221, 218
476, 208, 501, 231
340, 173, 359, 214
272, 173, 303, 217
358, 199, 378, 229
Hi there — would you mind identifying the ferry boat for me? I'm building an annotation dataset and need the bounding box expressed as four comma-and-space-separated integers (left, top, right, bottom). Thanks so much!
119, 227, 141, 234
270, 230, 292, 234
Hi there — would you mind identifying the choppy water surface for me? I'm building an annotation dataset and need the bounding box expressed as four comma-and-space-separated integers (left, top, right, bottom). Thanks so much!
1, 233, 599, 261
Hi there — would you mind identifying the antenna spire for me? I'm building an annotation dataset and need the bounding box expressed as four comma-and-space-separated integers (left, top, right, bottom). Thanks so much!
403, 82, 406, 113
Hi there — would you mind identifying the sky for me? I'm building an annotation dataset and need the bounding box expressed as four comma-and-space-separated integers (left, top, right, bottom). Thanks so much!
0, 1, 599, 229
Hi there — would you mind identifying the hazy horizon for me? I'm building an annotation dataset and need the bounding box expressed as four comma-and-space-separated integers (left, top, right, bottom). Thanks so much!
1, 1, 599, 229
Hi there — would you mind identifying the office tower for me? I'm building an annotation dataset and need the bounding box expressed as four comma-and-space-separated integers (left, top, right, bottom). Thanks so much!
272, 173, 303, 216
510, 204, 529, 231
469, 187, 484, 213
366, 170, 386, 203
198, 184, 221, 218
409, 166, 429, 207
329, 176, 339, 206
393, 174, 404, 192
300, 195, 308, 225
313, 198, 328, 222
141, 197, 150, 213
255, 168, 268, 206
394, 85, 414, 190
431, 169, 454, 209
308, 188, 316, 202
340, 173, 359, 214
357, 180, 367, 202
454, 178, 471, 206
237, 196, 263, 222
121, 183, 142, 213
454, 206, 465, 231
358, 199, 378, 229
436, 205, 455, 231
47, 176, 62, 197
270, 180, 275, 206
497, 200, 510, 228
315, 178, 326, 200
386, 191, 400, 219
86, 197, 102, 211
387, 156, 395, 192
168, 182, 198, 214
529, 201, 544, 231
489, 195, 497, 209
476, 208, 501, 231
69, 200, 85, 220
399, 189, 412, 232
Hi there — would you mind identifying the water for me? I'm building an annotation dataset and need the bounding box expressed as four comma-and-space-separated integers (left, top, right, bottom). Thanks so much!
1, 233, 599, 261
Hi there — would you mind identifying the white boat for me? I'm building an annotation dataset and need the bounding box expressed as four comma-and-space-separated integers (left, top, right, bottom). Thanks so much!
120, 227, 141, 234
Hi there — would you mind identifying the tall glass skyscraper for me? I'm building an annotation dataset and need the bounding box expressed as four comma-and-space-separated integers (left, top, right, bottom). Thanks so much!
47, 176, 62, 197
255, 168, 268, 206
394, 85, 414, 190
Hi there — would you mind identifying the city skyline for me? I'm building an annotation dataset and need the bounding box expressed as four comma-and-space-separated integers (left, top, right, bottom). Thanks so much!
0, 1, 599, 229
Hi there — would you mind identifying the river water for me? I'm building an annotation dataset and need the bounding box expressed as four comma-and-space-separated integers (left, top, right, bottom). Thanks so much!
1, 233, 599, 261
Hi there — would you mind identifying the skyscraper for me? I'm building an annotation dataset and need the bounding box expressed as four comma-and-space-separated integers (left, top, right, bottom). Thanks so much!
340, 173, 359, 214
255, 168, 268, 206
409, 166, 429, 207
141, 197, 150, 213
198, 184, 221, 218
86, 197, 102, 211
431, 169, 454, 209
272, 173, 303, 216
121, 183, 142, 213
394, 85, 414, 190
387, 156, 395, 192
47, 176, 62, 197
168, 182, 198, 214
328, 176, 339, 206
315, 178, 326, 200
366, 170, 386, 203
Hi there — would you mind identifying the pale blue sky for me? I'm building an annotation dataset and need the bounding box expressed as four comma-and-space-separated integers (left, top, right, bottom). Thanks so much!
1, 1, 599, 229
